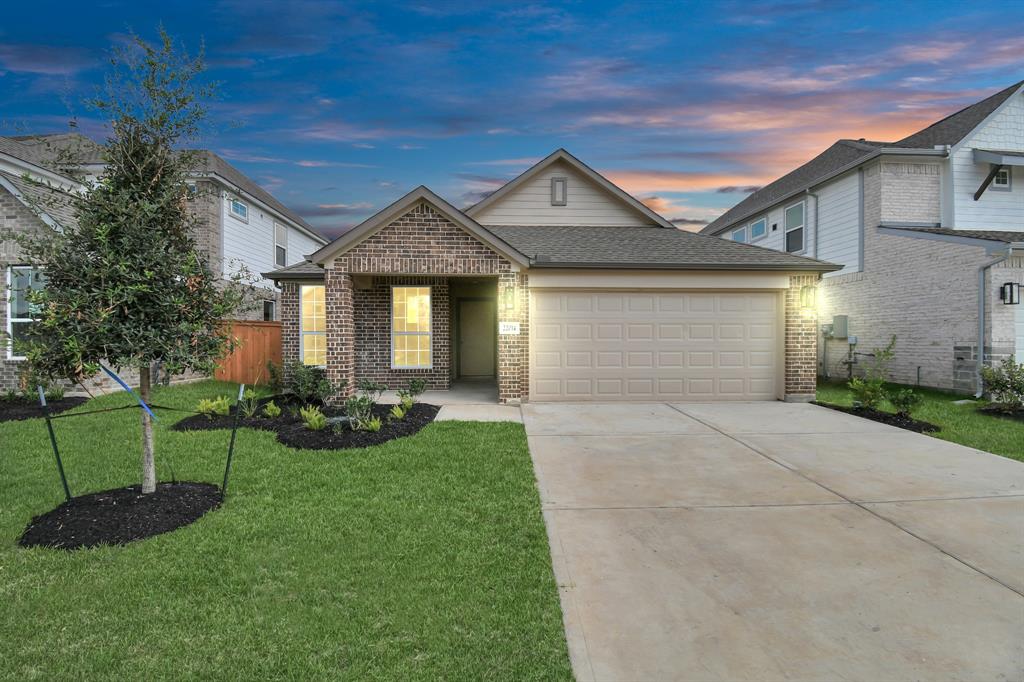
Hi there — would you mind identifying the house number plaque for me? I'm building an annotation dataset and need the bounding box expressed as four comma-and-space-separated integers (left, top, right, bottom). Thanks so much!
499, 321, 520, 335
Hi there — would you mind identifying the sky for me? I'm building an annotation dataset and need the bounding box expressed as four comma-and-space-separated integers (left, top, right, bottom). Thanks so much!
1, 1, 1022, 238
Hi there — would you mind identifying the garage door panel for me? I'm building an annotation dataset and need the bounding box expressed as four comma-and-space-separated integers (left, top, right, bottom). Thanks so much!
531, 290, 779, 401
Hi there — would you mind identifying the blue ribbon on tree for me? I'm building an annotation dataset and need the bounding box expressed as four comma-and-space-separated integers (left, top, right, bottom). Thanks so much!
100, 365, 159, 422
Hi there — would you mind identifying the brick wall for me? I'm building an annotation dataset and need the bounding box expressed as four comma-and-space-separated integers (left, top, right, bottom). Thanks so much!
280, 281, 301, 378
784, 274, 819, 400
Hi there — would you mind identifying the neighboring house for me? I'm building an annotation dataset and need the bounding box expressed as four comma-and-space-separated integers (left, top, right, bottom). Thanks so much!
1, 132, 327, 392
266, 149, 838, 404
702, 80, 1024, 393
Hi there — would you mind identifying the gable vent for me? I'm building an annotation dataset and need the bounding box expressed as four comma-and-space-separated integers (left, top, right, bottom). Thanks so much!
551, 176, 567, 206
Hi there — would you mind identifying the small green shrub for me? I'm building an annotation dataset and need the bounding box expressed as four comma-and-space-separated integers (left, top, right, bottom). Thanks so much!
389, 404, 406, 421
299, 405, 328, 431
888, 388, 922, 418
265, 360, 284, 392
364, 416, 383, 432
407, 378, 427, 399
288, 363, 334, 405
262, 400, 281, 418
197, 396, 231, 419
356, 379, 388, 403
980, 356, 1024, 410
44, 385, 65, 402
848, 336, 896, 410
238, 388, 260, 419
344, 395, 375, 431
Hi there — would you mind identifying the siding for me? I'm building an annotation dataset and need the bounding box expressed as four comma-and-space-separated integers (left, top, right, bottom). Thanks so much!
815, 172, 860, 276
726, 195, 817, 259
473, 160, 654, 226
952, 91, 1024, 230
221, 192, 321, 288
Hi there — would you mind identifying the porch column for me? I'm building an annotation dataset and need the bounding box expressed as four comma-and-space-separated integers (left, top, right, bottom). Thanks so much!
497, 271, 529, 403
325, 268, 355, 401
280, 281, 300, 383
784, 274, 818, 402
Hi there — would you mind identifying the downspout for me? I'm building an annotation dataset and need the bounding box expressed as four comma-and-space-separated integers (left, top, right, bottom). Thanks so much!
976, 248, 1013, 397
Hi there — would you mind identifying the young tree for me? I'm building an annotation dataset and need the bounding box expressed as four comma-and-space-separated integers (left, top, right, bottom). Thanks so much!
14, 29, 248, 493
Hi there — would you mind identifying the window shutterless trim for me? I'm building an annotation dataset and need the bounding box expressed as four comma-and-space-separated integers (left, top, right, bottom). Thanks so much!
391, 285, 433, 369
298, 284, 326, 368
749, 217, 767, 241
6, 265, 38, 361
731, 227, 747, 243
229, 197, 249, 222
783, 199, 806, 254
274, 222, 288, 267
991, 166, 1012, 192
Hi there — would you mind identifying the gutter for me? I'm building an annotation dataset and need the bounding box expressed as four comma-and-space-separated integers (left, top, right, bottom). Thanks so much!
976, 248, 1014, 398
526, 259, 842, 273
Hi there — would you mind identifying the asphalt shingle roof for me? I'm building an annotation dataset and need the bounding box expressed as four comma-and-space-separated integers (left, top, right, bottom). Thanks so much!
881, 226, 1024, 244
263, 259, 326, 279
485, 225, 840, 271
894, 81, 1024, 149
0, 171, 79, 230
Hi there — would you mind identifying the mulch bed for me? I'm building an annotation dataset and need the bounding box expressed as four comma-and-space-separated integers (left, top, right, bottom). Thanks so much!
813, 401, 940, 433
18, 482, 222, 550
173, 398, 440, 450
0, 396, 89, 423
978, 404, 1024, 423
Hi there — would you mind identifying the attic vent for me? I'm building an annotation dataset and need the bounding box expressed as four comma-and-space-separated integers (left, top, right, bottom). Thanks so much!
551, 176, 567, 206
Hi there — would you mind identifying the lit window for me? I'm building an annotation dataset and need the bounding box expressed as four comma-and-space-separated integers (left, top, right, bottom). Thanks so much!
551, 177, 567, 206
300, 285, 326, 366
6, 266, 45, 360
275, 223, 288, 267
392, 286, 432, 368
731, 227, 747, 243
749, 218, 767, 240
993, 167, 1012, 191
230, 198, 248, 221
785, 201, 805, 253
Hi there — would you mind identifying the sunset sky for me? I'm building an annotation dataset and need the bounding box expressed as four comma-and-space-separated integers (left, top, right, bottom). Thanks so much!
1, 1, 1021, 237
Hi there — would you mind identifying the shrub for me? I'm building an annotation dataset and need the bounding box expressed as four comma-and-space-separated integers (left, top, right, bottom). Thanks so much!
262, 400, 281, 418
344, 395, 375, 431
980, 356, 1024, 410
356, 379, 387, 403
888, 388, 922, 418
238, 388, 260, 419
407, 378, 427, 399
364, 416, 383, 432
44, 385, 66, 402
288, 363, 334, 405
197, 396, 231, 419
848, 336, 896, 410
299, 405, 328, 431
265, 360, 284, 393
389, 404, 407, 421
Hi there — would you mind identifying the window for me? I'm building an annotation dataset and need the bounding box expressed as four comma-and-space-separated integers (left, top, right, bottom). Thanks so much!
784, 201, 805, 253
229, 198, 248, 222
551, 176, 567, 206
300, 285, 326, 366
6, 266, 45, 359
731, 227, 747, 243
392, 286, 432, 368
749, 218, 767, 241
263, 300, 276, 322
993, 167, 1012, 191
275, 223, 288, 267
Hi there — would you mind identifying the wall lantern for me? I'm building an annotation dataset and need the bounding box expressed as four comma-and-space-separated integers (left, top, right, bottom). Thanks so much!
500, 285, 517, 313
800, 285, 816, 310
1000, 282, 1021, 305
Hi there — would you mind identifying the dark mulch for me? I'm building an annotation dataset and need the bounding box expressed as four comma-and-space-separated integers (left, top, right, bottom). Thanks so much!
18, 482, 222, 550
0, 396, 89, 423
173, 398, 440, 450
978, 404, 1024, 423
813, 401, 940, 433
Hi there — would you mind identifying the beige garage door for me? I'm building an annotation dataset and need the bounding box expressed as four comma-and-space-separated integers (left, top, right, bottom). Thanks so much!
530, 290, 780, 401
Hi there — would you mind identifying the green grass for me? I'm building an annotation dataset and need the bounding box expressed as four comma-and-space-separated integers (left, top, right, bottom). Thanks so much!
0, 381, 571, 680
817, 379, 1024, 462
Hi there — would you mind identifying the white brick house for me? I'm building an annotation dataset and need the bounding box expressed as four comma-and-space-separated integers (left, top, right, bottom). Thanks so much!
0, 133, 326, 392
703, 81, 1024, 394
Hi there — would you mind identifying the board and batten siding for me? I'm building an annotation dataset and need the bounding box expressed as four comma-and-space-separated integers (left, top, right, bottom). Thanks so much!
815, 172, 861, 277
951, 90, 1024, 230
472, 159, 654, 226
221, 192, 321, 289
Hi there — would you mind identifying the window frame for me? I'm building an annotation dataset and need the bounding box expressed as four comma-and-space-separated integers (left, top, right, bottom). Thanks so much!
263, 300, 276, 322
749, 217, 767, 241
274, 222, 288, 267
6, 265, 43, 361
731, 227, 747, 243
299, 284, 326, 368
391, 285, 433, 370
784, 200, 806, 254
992, 166, 1012, 192
550, 176, 567, 206
229, 197, 249, 222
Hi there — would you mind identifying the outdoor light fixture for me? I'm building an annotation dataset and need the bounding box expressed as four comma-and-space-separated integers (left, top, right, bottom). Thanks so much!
500, 286, 516, 312
1000, 282, 1021, 305
800, 285, 816, 310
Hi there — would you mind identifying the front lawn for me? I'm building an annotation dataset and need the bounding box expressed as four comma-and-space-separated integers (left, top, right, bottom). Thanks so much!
0, 381, 571, 680
817, 379, 1024, 462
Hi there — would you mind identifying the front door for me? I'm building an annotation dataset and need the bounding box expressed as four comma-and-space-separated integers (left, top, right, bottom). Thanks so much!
459, 299, 496, 377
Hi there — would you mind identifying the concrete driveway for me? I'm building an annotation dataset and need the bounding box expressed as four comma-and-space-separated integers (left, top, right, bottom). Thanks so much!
524, 402, 1024, 682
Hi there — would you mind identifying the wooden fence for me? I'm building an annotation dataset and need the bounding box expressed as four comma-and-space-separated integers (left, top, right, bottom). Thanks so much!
214, 320, 282, 385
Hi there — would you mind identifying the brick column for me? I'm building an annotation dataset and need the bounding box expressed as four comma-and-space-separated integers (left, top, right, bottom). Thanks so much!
280, 282, 300, 383
325, 268, 355, 402
784, 274, 819, 402
497, 271, 529, 404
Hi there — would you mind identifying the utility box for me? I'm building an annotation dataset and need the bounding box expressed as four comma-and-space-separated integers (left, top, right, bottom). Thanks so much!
831, 315, 849, 339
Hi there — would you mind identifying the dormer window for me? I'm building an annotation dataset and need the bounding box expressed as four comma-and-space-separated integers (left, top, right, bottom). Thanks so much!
551, 176, 567, 206
229, 198, 249, 222
993, 167, 1012, 191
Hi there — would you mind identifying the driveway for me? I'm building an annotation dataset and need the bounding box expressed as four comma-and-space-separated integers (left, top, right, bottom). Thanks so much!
524, 402, 1024, 682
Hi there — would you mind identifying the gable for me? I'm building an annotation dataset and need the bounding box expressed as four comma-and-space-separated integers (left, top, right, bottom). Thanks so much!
962, 88, 1024, 153
471, 158, 661, 227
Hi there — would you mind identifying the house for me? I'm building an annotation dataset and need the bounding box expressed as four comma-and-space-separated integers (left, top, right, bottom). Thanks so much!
266, 149, 838, 404
702, 81, 1024, 394
1, 133, 327, 392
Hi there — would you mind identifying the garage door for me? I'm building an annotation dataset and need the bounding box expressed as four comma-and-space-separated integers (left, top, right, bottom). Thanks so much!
530, 290, 779, 401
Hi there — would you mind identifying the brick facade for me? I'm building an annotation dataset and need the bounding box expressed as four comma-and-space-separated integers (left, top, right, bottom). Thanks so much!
784, 274, 819, 400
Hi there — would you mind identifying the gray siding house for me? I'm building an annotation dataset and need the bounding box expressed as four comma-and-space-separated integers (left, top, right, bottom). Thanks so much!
703, 81, 1024, 393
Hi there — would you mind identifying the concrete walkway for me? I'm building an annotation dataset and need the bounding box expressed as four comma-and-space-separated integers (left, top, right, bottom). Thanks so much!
524, 401, 1024, 682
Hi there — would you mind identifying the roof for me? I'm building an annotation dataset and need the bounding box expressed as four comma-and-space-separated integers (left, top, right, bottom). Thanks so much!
11, 133, 106, 165
702, 140, 887, 234
894, 81, 1024, 149
0, 171, 79, 230
486, 225, 841, 271
465, 148, 675, 228
262, 259, 325, 280
879, 226, 1024, 245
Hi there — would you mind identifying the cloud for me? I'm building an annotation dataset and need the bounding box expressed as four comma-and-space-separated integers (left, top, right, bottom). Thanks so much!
610, 170, 770, 194
293, 202, 373, 217
0, 43, 93, 75
717, 185, 762, 194
467, 157, 541, 167
295, 160, 376, 168
397, 143, 424, 150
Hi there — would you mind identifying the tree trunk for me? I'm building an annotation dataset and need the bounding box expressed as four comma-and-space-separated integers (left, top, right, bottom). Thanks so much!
140, 365, 156, 494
